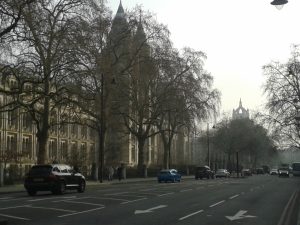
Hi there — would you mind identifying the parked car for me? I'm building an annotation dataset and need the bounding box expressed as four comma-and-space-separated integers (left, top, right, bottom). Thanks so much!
195, 166, 215, 179
215, 169, 230, 178
24, 164, 86, 196
157, 169, 181, 183
270, 168, 278, 175
242, 169, 252, 176
278, 167, 289, 177
256, 168, 265, 174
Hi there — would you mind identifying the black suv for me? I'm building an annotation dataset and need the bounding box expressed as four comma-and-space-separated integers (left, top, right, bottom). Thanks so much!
24, 164, 86, 196
195, 166, 215, 179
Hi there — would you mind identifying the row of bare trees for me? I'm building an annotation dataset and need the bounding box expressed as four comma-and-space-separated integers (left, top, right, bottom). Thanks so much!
0, 0, 220, 177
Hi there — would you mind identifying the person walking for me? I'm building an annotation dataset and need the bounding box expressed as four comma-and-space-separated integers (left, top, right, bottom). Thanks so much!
117, 166, 122, 181
108, 166, 114, 181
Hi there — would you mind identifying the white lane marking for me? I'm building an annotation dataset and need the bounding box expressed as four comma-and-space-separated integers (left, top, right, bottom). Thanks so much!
158, 192, 174, 197
94, 197, 130, 201
178, 210, 204, 221
229, 194, 240, 200
28, 196, 76, 202
58, 207, 105, 218
103, 192, 129, 195
120, 198, 147, 205
134, 205, 167, 214
53, 197, 91, 203
139, 188, 157, 191
61, 200, 105, 206
226, 210, 256, 221
0, 205, 30, 210
0, 197, 12, 200
0, 213, 30, 221
209, 200, 225, 208
180, 189, 193, 192
24, 205, 76, 213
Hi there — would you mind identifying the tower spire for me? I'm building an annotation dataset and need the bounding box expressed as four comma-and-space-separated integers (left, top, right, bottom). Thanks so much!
116, 0, 125, 17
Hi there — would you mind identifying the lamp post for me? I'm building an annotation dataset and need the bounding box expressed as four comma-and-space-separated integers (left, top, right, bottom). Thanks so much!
270, 0, 288, 10
207, 123, 210, 167
99, 73, 105, 183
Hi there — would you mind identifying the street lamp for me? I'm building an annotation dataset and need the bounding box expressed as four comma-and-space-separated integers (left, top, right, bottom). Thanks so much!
270, 0, 288, 10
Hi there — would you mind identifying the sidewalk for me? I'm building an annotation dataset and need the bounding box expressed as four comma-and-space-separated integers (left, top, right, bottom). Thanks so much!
0, 176, 194, 195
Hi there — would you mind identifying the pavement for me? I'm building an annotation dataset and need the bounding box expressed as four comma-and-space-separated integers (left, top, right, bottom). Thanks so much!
0, 176, 160, 195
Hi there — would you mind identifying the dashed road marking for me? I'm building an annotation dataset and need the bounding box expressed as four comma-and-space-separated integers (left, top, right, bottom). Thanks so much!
179, 210, 204, 221
209, 200, 225, 208
0, 213, 30, 221
58, 207, 105, 218
158, 192, 174, 197
120, 198, 147, 204
180, 189, 193, 192
229, 194, 239, 200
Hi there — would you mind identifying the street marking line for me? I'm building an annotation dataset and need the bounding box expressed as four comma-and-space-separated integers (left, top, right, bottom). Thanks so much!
61, 200, 105, 206
0, 205, 31, 210
0, 197, 12, 200
0, 213, 31, 221
58, 207, 105, 218
53, 197, 91, 203
28, 196, 77, 202
229, 194, 240, 200
139, 188, 157, 191
24, 205, 77, 213
178, 210, 204, 221
121, 198, 147, 204
158, 192, 174, 197
180, 189, 193, 192
209, 200, 225, 208
94, 197, 130, 201
104, 192, 129, 195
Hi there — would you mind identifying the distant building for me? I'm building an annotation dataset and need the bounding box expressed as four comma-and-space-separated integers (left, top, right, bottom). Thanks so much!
232, 99, 249, 120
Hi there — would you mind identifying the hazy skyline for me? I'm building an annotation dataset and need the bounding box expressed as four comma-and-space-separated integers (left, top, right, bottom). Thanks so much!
107, 0, 300, 116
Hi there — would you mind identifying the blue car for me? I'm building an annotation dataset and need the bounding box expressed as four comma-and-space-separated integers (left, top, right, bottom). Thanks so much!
157, 169, 181, 183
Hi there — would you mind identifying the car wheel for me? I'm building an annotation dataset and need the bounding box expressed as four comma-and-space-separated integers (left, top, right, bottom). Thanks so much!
27, 189, 37, 196
78, 180, 86, 193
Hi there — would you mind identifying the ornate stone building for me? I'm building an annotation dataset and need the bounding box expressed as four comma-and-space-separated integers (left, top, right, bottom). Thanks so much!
232, 99, 250, 120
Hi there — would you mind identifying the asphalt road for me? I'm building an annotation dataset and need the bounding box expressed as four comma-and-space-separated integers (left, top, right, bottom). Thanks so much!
0, 175, 299, 225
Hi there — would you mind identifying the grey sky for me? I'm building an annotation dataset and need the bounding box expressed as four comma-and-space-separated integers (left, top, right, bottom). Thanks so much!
107, 0, 300, 115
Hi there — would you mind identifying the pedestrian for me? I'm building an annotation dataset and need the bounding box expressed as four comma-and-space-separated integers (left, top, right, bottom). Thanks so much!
108, 166, 114, 181
117, 166, 122, 181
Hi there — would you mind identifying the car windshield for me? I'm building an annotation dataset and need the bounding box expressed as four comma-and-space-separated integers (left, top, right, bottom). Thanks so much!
29, 165, 52, 175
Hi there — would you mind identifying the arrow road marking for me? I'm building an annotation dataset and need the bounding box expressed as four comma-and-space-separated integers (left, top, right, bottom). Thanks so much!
226, 210, 256, 221
134, 205, 167, 214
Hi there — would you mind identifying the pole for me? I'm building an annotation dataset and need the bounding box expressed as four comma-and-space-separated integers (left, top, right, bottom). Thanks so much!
207, 123, 210, 167
99, 73, 104, 183
236, 151, 239, 178
168, 110, 171, 169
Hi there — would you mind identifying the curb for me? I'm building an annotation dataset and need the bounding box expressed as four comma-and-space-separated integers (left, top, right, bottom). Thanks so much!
277, 190, 300, 225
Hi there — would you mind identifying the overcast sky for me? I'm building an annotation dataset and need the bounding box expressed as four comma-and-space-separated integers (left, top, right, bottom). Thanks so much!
107, 0, 300, 116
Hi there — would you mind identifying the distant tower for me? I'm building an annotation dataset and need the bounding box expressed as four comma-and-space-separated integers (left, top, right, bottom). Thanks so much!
232, 99, 249, 119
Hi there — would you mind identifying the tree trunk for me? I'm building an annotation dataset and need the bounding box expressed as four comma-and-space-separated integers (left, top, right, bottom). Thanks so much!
36, 130, 48, 164
137, 138, 146, 178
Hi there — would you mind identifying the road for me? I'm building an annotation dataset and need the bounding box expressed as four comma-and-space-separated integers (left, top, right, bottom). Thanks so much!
0, 175, 299, 225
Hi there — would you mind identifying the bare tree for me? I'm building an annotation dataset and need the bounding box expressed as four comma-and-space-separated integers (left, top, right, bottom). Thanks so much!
263, 45, 300, 148
155, 48, 220, 169
0, 0, 89, 164
0, 0, 35, 39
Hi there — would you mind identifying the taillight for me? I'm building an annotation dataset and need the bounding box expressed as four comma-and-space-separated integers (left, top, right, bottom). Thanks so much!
48, 173, 58, 180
